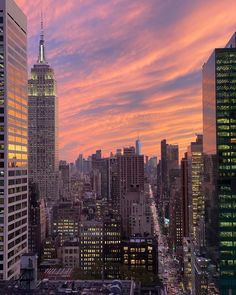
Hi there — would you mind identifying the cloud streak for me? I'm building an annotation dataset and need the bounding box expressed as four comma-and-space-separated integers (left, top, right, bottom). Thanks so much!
16, 0, 236, 161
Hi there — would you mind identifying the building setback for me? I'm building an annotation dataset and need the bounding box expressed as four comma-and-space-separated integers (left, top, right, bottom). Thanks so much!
28, 18, 58, 205
203, 32, 236, 294
0, 0, 28, 280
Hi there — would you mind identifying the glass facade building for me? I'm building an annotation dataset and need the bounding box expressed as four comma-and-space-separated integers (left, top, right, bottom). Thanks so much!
203, 33, 236, 294
0, 0, 28, 280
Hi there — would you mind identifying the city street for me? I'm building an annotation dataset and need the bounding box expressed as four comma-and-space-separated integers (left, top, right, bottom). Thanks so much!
148, 185, 184, 295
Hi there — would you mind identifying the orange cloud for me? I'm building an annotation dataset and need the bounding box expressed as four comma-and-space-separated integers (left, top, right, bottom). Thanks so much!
16, 0, 236, 161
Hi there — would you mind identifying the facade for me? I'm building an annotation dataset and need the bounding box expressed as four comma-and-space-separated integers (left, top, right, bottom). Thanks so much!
192, 256, 210, 295
203, 33, 236, 294
59, 240, 80, 268
169, 178, 183, 254
203, 154, 218, 262
181, 153, 190, 238
52, 201, 81, 245
117, 147, 144, 214
79, 219, 103, 272
103, 215, 121, 278
135, 138, 142, 155
121, 189, 152, 238
121, 237, 158, 275
183, 237, 192, 292
0, 0, 28, 280
28, 183, 46, 260
28, 19, 58, 205
160, 140, 179, 221
187, 134, 204, 242
59, 161, 70, 200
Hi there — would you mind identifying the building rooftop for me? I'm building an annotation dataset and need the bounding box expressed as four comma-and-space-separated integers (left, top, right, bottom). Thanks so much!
0, 280, 136, 295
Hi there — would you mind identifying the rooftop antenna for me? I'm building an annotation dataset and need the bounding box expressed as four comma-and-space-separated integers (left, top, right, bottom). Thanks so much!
38, 8, 47, 64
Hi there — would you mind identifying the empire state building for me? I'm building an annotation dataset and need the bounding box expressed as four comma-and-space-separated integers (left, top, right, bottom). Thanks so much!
28, 19, 59, 205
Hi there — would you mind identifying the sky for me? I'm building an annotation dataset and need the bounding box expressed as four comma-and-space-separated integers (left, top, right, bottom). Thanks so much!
16, 0, 236, 162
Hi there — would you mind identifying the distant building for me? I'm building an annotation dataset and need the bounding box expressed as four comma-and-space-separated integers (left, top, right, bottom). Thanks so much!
42, 237, 59, 260
183, 237, 192, 292
121, 188, 152, 238
160, 140, 179, 221
121, 237, 158, 275
59, 240, 80, 268
28, 14, 59, 205
59, 161, 71, 200
52, 201, 81, 245
192, 256, 210, 295
28, 183, 47, 260
169, 178, 183, 255
79, 211, 121, 277
135, 138, 142, 155
187, 134, 203, 242
181, 153, 190, 238
117, 147, 144, 213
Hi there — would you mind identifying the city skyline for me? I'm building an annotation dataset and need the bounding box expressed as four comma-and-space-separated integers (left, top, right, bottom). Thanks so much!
15, 0, 236, 161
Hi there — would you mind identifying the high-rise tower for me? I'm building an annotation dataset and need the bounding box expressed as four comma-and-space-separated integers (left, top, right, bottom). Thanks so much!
0, 0, 28, 280
28, 15, 58, 206
203, 33, 236, 294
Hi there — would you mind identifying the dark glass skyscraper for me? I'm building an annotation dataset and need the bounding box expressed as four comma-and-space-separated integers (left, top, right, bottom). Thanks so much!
203, 33, 236, 294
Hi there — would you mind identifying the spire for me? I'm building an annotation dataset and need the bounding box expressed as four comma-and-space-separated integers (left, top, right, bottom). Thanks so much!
37, 11, 47, 64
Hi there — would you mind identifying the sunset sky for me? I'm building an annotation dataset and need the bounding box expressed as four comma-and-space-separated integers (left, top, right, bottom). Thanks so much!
16, 0, 236, 161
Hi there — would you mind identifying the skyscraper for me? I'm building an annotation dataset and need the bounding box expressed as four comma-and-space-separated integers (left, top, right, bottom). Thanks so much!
0, 0, 28, 279
187, 134, 203, 242
203, 33, 236, 294
28, 16, 58, 205
135, 138, 142, 155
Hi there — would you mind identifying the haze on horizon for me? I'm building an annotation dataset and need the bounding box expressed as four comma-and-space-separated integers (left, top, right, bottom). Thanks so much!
16, 0, 236, 161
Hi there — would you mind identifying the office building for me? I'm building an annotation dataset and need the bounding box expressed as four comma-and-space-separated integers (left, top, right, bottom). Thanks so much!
52, 201, 81, 245
169, 178, 183, 255
28, 183, 46, 260
28, 16, 58, 205
183, 237, 192, 292
117, 147, 144, 214
59, 161, 70, 200
187, 134, 204, 242
203, 33, 236, 294
59, 239, 80, 268
181, 153, 190, 238
121, 188, 152, 238
160, 140, 179, 221
121, 237, 158, 275
0, 0, 28, 280
192, 256, 210, 295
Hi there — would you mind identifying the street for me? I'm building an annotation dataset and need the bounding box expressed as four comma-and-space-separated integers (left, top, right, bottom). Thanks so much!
148, 185, 184, 295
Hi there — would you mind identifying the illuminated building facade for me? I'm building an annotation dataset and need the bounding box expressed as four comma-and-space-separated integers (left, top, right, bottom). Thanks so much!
183, 237, 192, 292
203, 33, 236, 294
79, 219, 103, 271
0, 0, 28, 280
52, 202, 80, 245
121, 238, 158, 274
28, 18, 58, 205
187, 134, 203, 242
103, 215, 121, 278
192, 256, 210, 295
